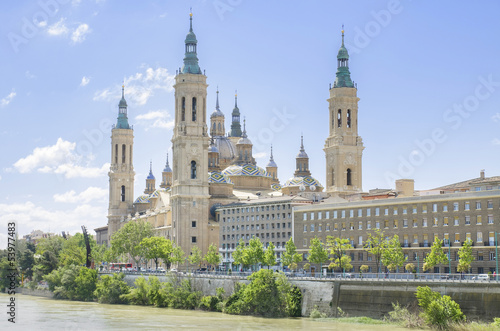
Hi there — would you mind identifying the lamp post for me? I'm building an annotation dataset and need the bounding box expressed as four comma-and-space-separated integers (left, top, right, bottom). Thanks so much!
496, 231, 498, 281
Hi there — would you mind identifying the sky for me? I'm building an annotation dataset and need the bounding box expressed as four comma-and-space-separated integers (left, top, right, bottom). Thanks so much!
1, 0, 500, 248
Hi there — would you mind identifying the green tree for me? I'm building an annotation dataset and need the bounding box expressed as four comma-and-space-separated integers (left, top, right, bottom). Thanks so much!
18, 242, 36, 280
94, 273, 130, 304
91, 244, 112, 270
59, 233, 89, 267
457, 239, 474, 273
282, 238, 302, 271
189, 246, 203, 270
326, 236, 353, 272
246, 237, 264, 270
232, 240, 247, 271
416, 286, 465, 329
307, 237, 329, 275
262, 242, 276, 269
140, 237, 171, 270
423, 238, 448, 272
381, 235, 407, 272
364, 229, 387, 274
0, 257, 18, 292
204, 243, 222, 271
33, 235, 65, 280
110, 220, 153, 270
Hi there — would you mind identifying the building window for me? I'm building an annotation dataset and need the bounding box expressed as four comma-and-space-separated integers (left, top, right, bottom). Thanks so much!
453, 202, 459, 211
310, 212, 315, 220
375, 221, 380, 229
375, 208, 380, 216
443, 204, 448, 212
433, 217, 438, 226
326, 211, 330, 219
114, 144, 118, 163
384, 220, 389, 229
423, 218, 428, 227
122, 144, 126, 164
191, 236, 197, 243
487, 200, 493, 209
367, 221, 371, 230
303, 239, 307, 247
337, 109, 342, 127
347, 168, 352, 186
394, 220, 398, 228
476, 202, 481, 210
341, 210, 346, 218
366, 208, 371, 217
432, 204, 437, 212
350, 210, 354, 218
181, 97, 186, 121
413, 219, 418, 228
477, 215, 482, 225
121, 185, 125, 202
358, 221, 362, 230
403, 207, 407, 215
191, 161, 197, 179
318, 224, 322, 232
444, 217, 449, 226
192, 97, 197, 121
422, 205, 427, 213
358, 209, 362, 217
465, 216, 470, 225
412, 205, 417, 214
347, 109, 351, 128
192, 221, 196, 228
303, 225, 307, 232
403, 219, 408, 228
393, 207, 398, 215
384, 208, 388, 216
488, 215, 494, 224
333, 210, 338, 218
303, 213, 307, 221
465, 202, 470, 211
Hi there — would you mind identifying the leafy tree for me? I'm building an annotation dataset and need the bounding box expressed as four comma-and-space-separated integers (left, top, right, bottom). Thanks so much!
110, 220, 153, 270
120, 276, 151, 305
91, 244, 112, 270
94, 273, 130, 304
140, 237, 171, 270
18, 247, 35, 280
74, 267, 97, 301
33, 235, 65, 279
0, 257, 18, 292
405, 263, 415, 273
423, 238, 448, 271
204, 243, 222, 271
246, 237, 264, 270
232, 240, 247, 271
381, 235, 407, 272
44, 265, 96, 301
282, 238, 302, 271
262, 242, 276, 269
364, 229, 387, 274
326, 236, 353, 272
168, 245, 185, 269
59, 233, 89, 267
457, 239, 474, 273
189, 246, 203, 270
307, 237, 329, 275
416, 286, 465, 329
360, 265, 369, 273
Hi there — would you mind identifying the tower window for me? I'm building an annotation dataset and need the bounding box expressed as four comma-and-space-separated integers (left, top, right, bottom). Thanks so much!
347, 109, 351, 128
347, 168, 352, 186
191, 236, 197, 243
218, 123, 221, 132
192, 221, 197, 228
122, 144, 126, 164
114, 144, 118, 164
212, 123, 216, 134
130, 146, 132, 164
181, 97, 186, 121
191, 160, 197, 179
337, 109, 342, 128
121, 185, 125, 202
192, 97, 197, 121
332, 168, 335, 186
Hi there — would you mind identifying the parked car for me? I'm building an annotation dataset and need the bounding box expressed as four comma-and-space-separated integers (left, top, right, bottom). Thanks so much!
156, 267, 165, 272
472, 274, 489, 280
170, 268, 178, 273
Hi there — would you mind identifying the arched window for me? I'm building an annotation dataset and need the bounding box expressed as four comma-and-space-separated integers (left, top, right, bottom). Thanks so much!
212, 122, 216, 133
347, 168, 352, 186
114, 144, 118, 164
121, 185, 125, 202
192, 97, 197, 121
337, 109, 342, 128
244, 150, 248, 161
331, 168, 335, 186
122, 144, 126, 164
191, 161, 197, 179
347, 110, 351, 128
218, 123, 221, 132
181, 97, 186, 121
129, 146, 132, 165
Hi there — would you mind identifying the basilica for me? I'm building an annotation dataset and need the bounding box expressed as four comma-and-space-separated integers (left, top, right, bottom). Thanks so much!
96, 13, 364, 259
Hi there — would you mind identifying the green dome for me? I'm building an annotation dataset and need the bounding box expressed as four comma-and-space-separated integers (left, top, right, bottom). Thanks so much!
119, 96, 127, 108
337, 45, 349, 60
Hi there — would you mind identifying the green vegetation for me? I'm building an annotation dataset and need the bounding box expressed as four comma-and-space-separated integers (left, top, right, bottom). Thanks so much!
416, 286, 465, 329
94, 273, 130, 304
110, 219, 154, 270
364, 229, 386, 273
204, 243, 222, 271
457, 239, 474, 273
423, 238, 449, 272
326, 237, 352, 272
381, 235, 407, 272
188, 246, 203, 269
282, 238, 302, 271
307, 237, 328, 273
262, 242, 276, 269
43, 265, 97, 301
223, 269, 302, 317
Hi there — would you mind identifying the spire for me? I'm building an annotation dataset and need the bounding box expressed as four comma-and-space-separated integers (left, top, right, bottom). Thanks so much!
116, 84, 130, 129
163, 153, 172, 172
334, 27, 354, 88
230, 90, 242, 137
147, 160, 155, 179
216, 87, 220, 110
267, 144, 278, 168
297, 134, 308, 158
181, 11, 201, 74
242, 118, 247, 138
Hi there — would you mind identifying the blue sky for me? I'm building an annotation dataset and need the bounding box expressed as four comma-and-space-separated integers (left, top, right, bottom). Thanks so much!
1, 0, 500, 248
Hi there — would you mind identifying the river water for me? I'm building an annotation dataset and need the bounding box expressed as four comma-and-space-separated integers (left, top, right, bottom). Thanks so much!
0, 293, 406, 330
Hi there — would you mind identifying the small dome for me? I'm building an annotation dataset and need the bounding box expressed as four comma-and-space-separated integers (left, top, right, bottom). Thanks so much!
147, 173, 155, 180
267, 159, 278, 168
296, 150, 308, 158
222, 164, 271, 178
209, 144, 219, 153
119, 96, 127, 108
237, 136, 252, 145
210, 109, 224, 118
185, 30, 197, 44
208, 171, 233, 184
214, 136, 236, 161
163, 164, 172, 173
283, 175, 323, 189
337, 45, 349, 60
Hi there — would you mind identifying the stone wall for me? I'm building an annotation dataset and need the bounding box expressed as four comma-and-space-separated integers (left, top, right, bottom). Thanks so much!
19, 288, 54, 298
121, 274, 500, 320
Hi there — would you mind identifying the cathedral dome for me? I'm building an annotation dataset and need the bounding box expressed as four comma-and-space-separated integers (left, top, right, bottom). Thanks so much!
134, 194, 151, 204
208, 171, 233, 184
282, 175, 323, 189
337, 45, 349, 60
214, 136, 235, 161
222, 164, 271, 178
210, 109, 224, 118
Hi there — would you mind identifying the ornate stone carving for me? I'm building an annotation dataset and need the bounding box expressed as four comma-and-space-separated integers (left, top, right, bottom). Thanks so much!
344, 152, 357, 165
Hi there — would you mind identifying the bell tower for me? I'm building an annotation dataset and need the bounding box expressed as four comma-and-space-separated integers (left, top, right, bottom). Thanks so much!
107, 85, 135, 243
171, 12, 210, 258
324, 29, 364, 197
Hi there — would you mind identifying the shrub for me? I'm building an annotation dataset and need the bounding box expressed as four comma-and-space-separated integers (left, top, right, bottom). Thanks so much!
416, 286, 465, 330
44, 265, 96, 301
94, 273, 130, 304
386, 302, 425, 328
493, 317, 500, 327
309, 306, 326, 318
121, 276, 151, 305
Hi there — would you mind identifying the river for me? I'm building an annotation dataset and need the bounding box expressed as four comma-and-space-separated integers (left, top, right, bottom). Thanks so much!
0, 293, 406, 330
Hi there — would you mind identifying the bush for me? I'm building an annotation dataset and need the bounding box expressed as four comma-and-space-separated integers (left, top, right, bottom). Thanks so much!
94, 273, 130, 304
121, 276, 150, 305
493, 317, 500, 327
44, 265, 96, 301
385, 302, 425, 328
416, 286, 465, 330
309, 306, 326, 318
199, 287, 225, 312
223, 269, 301, 317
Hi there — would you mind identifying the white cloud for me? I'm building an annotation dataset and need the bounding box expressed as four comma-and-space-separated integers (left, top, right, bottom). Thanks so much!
254, 152, 267, 159
135, 110, 174, 130
0, 201, 107, 249
94, 66, 175, 106
1, 89, 16, 107
80, 76, 90, 86
54, 187, 107, 203
13, 138, 108, 178
492, 138, 500, 146
71, 23, 91, 44
47, 18, 69, 36
25, 71, 36, 79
